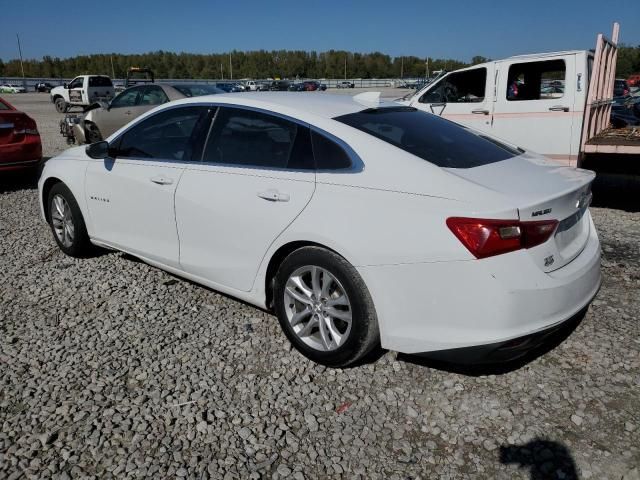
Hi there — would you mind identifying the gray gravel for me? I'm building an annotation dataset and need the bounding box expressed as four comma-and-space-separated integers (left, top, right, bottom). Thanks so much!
1, 94, 639, 479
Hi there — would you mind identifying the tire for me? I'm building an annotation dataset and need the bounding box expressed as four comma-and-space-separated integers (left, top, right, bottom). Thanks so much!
47, 183, 92, 257
273, 246, 380, 367
84, 122, 103, 144
55, 97, 67, 113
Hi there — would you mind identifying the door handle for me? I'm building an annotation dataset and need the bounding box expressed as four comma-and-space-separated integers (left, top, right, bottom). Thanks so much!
472, 109, 490, 115
257, 189, 290, 202
150, 175, 173, 185
549, 106, 570, 112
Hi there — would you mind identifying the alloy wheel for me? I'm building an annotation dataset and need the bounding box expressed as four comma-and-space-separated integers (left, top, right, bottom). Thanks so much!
51, 194, 75, 248
283, 265, 352, 352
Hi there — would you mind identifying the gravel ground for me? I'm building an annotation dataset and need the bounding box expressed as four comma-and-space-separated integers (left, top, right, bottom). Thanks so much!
1, 95, 639, 479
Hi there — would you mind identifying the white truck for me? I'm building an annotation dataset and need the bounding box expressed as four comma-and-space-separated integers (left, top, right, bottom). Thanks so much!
50, 75, 115, 113
402, 23, 639, 166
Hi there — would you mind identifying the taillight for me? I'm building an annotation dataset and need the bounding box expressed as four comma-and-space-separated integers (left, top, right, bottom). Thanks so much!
446, 217, 558, 259
24, 115, 39, 135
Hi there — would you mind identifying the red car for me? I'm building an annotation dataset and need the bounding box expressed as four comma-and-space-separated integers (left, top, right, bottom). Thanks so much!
0, 97, 42, 172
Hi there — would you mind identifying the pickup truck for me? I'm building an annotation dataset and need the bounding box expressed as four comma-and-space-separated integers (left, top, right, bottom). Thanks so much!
401, 23, 638, 166
50, 75, 115, 113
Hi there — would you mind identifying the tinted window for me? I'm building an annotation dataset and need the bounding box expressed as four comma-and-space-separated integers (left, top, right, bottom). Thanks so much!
311, 131, 351, 170
172, 84, 223, 97
507, 60, 566, 101
335, 107, 520, 169
139, 85, 169, 105
0, 100, 10, 110
110, 87, 142, 108
203, 107, 314, 169
117, 106, 207, 161
88, 76, 114, 87
420, 68, 486, 104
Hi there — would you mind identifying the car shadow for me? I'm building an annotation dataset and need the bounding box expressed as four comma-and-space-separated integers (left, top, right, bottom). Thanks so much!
500, 438, 579, 479
0, 168, 41, 194
582, 154, 640, 213
396, 308, 587, 376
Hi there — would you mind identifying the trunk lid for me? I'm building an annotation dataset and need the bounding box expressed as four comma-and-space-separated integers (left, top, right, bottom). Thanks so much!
0, 111, 26, 146
445, 154, 595, 272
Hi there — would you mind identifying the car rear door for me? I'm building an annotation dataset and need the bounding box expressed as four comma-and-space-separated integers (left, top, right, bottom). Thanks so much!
491, 54, 577, 162
85, 105, 209, 268
175, 105, 316, 292
67, 77, 84, 105
409, 65, 495, 135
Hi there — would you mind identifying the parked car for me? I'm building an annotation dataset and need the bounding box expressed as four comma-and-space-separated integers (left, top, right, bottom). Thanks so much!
50, 75, 115, 113
0, 84, 27, 93
614, 79, 630, 97
244, 80, 259, 91
336, 81, 355, 89
288, 83, 306, 92
627, 74, 640, 88
303, 80, 326, 91
0, 96, 42, 172
257, 81, 271, 92
35, 82, 55, 93
39, 93, 601, 367
214, 82, 243, 93
61, 83, 224, 144
270, 80, 291, 91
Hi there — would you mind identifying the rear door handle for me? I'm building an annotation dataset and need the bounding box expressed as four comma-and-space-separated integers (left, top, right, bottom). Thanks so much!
472, 109, 490, 115
150, 175, 173, 185
257, 189, 290, 202
549, 106, 570, 112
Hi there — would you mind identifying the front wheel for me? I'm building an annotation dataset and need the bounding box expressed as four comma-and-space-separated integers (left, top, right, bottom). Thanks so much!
273, 247, 379, 367
47, 183, 92, 257
55, 97, 67, 113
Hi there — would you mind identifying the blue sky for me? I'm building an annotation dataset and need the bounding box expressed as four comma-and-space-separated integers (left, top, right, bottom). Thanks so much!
1, 0, 638, 62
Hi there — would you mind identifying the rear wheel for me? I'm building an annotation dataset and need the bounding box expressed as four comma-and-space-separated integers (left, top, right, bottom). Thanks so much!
47, 183, 92, 257
55, 97, 67, 113
274, 247, 379, 367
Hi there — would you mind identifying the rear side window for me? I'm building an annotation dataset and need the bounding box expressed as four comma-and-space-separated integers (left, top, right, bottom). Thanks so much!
88, 76, 113, 87
506, 59, 565, 101
202, 107, 314, 170
117, 106, 207, 160
311, 131, 351, 170
335, 107, 520, 169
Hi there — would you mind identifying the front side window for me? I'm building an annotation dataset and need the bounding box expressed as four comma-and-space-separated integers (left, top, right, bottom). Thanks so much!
110, 87, 142, 108
68, 78, 83, 89
139, 85, 169, 106
420, 68, 486, 104
336, 107, 520, 169
116, 106, 207, 160
202, 107, 314, 170
506, 59, 566, 101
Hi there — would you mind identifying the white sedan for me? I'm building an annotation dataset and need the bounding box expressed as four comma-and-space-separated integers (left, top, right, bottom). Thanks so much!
0, 84, 27, 93
38, 92, 601, 367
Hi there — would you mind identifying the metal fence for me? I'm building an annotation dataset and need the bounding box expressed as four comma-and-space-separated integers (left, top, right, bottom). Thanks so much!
1, 77, 423, 90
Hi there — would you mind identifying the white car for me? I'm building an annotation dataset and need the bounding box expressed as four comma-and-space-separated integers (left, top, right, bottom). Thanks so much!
0, 84, 27, 93
38, 93, 601, 367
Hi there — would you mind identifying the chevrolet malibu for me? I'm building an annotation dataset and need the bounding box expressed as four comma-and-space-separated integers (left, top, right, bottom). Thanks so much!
38, 93, 601, 367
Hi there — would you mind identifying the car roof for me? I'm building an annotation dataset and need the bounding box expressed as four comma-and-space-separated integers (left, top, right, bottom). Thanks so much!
173, 92, 366, 119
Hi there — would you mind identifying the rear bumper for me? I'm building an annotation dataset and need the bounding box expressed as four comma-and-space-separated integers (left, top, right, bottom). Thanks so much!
0, 142, 43, 171
358, 213, 601, 355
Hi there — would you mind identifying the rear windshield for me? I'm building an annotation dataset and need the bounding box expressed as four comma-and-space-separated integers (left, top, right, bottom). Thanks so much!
172, 84, 224, 97
335, 107, 521, 168
89, 76, 114, 87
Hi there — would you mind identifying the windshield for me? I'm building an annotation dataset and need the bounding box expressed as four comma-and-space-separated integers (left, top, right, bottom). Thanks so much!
335, 107, 521, 169
172, 84, 224, 97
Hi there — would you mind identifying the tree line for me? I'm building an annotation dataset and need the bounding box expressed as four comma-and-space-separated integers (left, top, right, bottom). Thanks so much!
0, 50, 473, 80
0, 46, 638, 80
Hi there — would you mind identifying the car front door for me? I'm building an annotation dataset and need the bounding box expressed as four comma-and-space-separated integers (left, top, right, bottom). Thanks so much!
175, 106, 316, 292
67, 77, 84, 105
99, 86, 147, 138
491, 55, 576, 162
409, 66, 495, 135
84, 105, 209, 268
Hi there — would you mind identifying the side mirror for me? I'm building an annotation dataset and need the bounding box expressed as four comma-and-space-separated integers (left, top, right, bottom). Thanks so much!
86, 141, 110, 159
